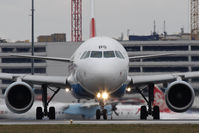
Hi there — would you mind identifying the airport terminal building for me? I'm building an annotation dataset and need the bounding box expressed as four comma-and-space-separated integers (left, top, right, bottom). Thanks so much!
1, 40, 199, 102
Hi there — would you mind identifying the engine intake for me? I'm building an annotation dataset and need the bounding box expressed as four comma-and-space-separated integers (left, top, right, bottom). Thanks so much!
165, 81, 195, 113
5, 82, 34, 114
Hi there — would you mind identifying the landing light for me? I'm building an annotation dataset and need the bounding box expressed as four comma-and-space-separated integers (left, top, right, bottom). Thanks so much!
97, 92, 101, 98
65, 88, 70, 93
102, 92, 109, 100
96, 92, 109, 100
126, 87, 132, 92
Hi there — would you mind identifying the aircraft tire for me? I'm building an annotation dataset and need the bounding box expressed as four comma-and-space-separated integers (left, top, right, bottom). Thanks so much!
96, 109, 101, 120
103, 109, 107, 120
36, 107, 43, 120
140, 106, 147, 120
49, 106, 55, 120
153, 106, 160, 120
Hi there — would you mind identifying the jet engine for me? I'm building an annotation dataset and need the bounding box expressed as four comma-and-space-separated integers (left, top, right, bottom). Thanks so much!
165, 81, 195, 113
4, 82, 35, 114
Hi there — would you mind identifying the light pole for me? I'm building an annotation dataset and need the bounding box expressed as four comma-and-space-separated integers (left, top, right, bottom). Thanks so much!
31, 0, 34, 75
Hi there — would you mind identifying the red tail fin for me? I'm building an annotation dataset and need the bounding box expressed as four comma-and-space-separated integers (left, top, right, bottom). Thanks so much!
90, 0, 96, 38
90, 18, 96, 37
153, 86, 172, 113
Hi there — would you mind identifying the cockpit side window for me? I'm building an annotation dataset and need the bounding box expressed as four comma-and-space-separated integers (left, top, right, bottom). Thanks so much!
90, 51, 102, 58
80, 51, 91, 59
80, 51, 88, 59
104, 51, 115, 58
84, 51, 91, 58
115, 51, 125, 59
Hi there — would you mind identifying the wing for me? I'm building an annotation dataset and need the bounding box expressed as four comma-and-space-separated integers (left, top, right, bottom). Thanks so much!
127, 71, 199, 85
11, 54, 72, 63
0, 73, 70, 88
129, 53, 174, 60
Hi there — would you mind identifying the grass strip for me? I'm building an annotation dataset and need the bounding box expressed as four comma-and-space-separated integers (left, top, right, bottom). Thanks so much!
0, 124, 198, 133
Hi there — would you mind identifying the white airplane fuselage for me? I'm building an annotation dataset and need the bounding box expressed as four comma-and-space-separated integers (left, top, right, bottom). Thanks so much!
68, 37, 129, 99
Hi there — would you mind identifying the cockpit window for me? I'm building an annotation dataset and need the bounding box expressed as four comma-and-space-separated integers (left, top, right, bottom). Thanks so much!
90, 51, 102, 58
80, 51, 91, 59
115, 51, 124, 59
84, 51, 91, 58
80, 51, 87, 59
104, 51, 115, 58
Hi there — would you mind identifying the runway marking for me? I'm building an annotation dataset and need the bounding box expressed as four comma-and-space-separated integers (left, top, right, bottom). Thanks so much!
1, 120, 199, 125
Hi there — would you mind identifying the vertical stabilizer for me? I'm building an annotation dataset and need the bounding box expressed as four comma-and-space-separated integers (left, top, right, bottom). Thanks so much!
90, 0, 96, 37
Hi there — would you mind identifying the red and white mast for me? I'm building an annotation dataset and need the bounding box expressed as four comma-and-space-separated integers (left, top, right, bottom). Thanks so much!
71, 0, 82, 42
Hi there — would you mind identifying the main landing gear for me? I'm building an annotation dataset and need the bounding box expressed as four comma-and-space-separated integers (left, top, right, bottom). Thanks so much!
36, 84, 60, 120
96, 101, 108, 120
137, 83, 160, 120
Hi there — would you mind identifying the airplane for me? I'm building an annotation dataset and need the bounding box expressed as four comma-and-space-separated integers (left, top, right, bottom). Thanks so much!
0, 0, 198, 120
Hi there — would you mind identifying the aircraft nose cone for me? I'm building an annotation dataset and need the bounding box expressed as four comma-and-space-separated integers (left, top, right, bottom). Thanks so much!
78, 61, 126, 94
87, 68, 115, 91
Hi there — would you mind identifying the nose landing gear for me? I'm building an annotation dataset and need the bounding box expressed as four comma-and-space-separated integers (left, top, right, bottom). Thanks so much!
96, 109, 108, 120
96, 101, 108, 120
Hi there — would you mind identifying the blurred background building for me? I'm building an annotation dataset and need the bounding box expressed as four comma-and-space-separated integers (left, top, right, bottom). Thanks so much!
37, 33, 66, 42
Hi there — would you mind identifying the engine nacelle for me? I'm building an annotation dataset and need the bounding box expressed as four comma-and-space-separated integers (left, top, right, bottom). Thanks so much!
4, 82, 35, 114
165, 81, 195, 113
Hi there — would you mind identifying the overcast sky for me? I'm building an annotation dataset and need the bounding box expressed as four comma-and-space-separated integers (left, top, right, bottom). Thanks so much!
0, 0, 189, 42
